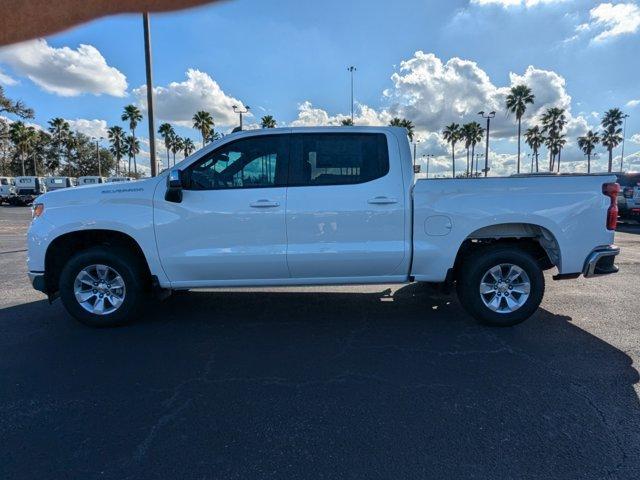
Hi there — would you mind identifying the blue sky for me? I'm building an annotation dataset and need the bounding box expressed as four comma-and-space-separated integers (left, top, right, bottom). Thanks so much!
0, 0, 639, 174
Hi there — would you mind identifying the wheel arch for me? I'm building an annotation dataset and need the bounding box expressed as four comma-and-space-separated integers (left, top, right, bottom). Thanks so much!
44, 229, 152, 295
452, 222, 561, 280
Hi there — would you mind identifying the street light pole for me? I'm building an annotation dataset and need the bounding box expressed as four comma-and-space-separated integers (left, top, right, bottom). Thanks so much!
620, 113, 630, 173
143, 13, 157, 177
478, 111, 495, 177
233, 105, 250, 130
93, 137, 104, 176
348, 66, 356, 123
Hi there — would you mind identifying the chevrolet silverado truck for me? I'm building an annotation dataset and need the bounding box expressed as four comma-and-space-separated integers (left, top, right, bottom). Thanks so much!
27, 127, 620, 327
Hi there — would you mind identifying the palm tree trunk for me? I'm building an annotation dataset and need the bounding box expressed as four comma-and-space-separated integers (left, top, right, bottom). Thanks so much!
21, 151, 25, 176
128, 156, 131, 175
557, 148, 562, 173
466, 148, 470, 177
587, 153, 591, 174
608, 148, 613, 172
535, 150, 539, 173
134, 155, 137, 175
516, 118, 521, 174
451, 143, 456, 178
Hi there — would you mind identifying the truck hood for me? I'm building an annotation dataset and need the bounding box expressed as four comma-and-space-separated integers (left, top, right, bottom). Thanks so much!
37, 177, 163, 207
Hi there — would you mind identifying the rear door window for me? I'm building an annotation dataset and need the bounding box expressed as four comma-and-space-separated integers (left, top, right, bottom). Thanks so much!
289, 133, 389, 186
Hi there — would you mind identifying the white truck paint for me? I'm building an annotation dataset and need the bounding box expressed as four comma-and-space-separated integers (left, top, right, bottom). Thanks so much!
0, 176, 14, 204
26, 127, 620, 327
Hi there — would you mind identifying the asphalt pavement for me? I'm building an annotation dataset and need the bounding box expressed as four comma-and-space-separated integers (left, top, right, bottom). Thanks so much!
1, 206, 640, 479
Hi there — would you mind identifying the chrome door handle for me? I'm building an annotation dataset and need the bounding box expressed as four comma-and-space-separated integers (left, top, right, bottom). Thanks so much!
368, 196, 398, 205
250, 199, 280, 208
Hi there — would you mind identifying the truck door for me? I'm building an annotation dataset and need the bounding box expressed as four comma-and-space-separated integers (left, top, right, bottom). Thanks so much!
154, 133, 291, 286
285, 131, 408, 280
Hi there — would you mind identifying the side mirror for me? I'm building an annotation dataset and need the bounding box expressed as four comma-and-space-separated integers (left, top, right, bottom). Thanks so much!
165, 169, 183, 203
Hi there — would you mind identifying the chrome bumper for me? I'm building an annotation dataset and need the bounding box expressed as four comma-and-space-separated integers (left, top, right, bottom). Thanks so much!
28, 271, 46, 293
583, 245, 620, 278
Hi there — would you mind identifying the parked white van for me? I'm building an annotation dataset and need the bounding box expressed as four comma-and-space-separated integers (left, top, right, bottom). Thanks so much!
78, 176, 106, 186
10, 176, 46, 205
0, 176, 15, 204
107, 176, 134, 183
45, 177, 76, 191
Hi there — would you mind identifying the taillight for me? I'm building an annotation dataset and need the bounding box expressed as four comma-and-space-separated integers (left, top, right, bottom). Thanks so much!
603, 182, 620, 231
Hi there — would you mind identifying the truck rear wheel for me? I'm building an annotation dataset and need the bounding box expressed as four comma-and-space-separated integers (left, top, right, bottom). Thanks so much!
456, 245, 545, 327
59, 246, 147, 327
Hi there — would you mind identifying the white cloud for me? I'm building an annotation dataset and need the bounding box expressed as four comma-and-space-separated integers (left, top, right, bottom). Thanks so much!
289, 101, 390, 127
0, 39, 127, 97
584, 2, 640, 43
65, 118, 108, 139
134, 69, 246, 128
630, 133, 640, 144
471, 0, 567, 7
626, 99, 640, 108
0, 67, 16, 86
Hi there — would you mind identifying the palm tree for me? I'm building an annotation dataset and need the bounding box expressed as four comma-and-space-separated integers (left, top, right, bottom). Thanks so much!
183, 138, 195, 158
48, 117, 70, 174
506, 85, 535, 174
170, 136, 184, 166
541, 107, 566, 171
524, 126, 545, 172
555, 134, 567, 172
107, 126, 126, 175
389, 117, 415, 141
601, 108, 624, 172
601, 128, 623, 173
461, 123, 473, 176
121, 104, 142, 174
341, 118, 354, 126
193, 111, 214, 148
123, 135, 140, 175
467, 122, 485, 177
158, 123, 175, 170
9, 121, 37, 176
577, 130, 600, 174
261, 115, 276, 128
442, 123, 461, 178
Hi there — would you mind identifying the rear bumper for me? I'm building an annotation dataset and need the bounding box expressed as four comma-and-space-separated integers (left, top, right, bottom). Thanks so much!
583, 245, 620, 278
28, 271, 46, 293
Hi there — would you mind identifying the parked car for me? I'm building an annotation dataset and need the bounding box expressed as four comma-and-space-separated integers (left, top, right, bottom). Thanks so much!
615, 172, 640, 219
106, 176, 134, 183
77, 176, 106, 186
44, 176, 76, 191
27, 127, 620, 328
9, 176, 46, 206
0, 176, 15, 204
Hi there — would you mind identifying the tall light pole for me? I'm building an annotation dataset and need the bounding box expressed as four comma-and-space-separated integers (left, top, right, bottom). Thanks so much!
347, 66, 356, 123
423, 154, 434, 178
143, 13, 157, 177
478, 111, 495, 177
475, 153, 484, 177
412, 139, 421, 170
233, 105, 250, 130
620, 113, 630, 173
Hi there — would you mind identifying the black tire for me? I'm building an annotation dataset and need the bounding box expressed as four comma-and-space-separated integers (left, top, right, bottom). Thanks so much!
456, 245, 545, 327
59, 246, 148, 327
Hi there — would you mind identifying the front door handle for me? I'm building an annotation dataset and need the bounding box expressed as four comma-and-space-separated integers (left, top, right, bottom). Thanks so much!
250, 199, 280, 208
368, 196, 398, 205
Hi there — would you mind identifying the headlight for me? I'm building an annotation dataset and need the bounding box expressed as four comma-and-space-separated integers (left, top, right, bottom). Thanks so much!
32, 203, 44, 219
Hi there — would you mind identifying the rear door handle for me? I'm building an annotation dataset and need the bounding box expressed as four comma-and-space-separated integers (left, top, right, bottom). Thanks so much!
250, 199, 280, 208
368, 196, 398, 205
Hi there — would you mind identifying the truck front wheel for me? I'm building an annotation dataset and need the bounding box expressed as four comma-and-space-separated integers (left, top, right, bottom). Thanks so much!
456, 246, 545, 327
59, 246, 147, 327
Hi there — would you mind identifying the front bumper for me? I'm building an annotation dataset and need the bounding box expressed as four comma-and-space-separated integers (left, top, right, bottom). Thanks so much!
28, 271, 46, 293
583, 245, 620, 278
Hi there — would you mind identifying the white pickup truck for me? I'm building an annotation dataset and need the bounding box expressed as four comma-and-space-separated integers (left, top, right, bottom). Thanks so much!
27, 127, 620, 327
